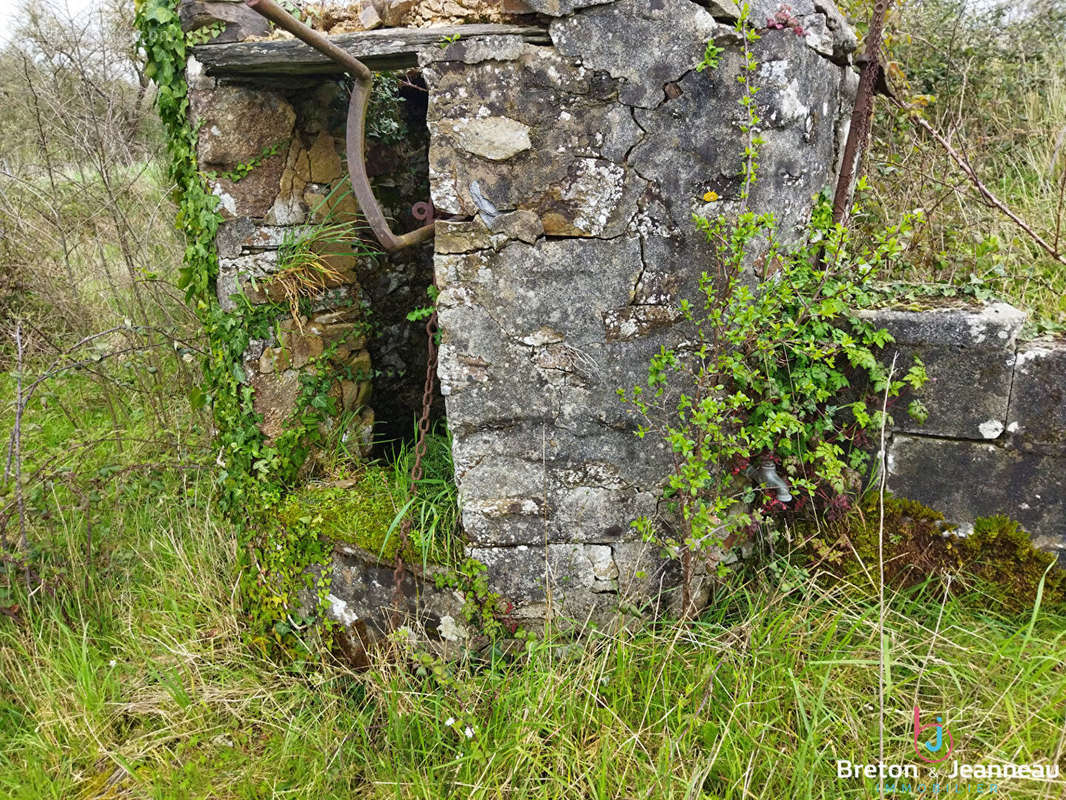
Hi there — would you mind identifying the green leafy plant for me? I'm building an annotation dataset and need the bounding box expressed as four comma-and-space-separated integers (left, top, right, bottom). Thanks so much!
620, 195, 927, 615
696, 38, 724, 73
437, 33, 461, 50
208, 138, 289, 183
184, 20, 224, 46
734, 3, 764, 202
406, 285, 440, 322
434, 557, 517, 641
366, 72, 408, 144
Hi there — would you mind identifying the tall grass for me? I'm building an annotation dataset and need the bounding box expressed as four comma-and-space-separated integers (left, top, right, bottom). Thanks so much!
2, 495, 1064, 799
858, 0, 1066, 324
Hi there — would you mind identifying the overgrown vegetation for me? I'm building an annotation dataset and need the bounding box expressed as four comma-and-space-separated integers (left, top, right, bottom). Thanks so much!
273, 425, 463, 570
851, 0, 1066, 327
623, 192, 926, 612
269, 215, 377, 326
3, 0, 1066, 797
132, 0, 443, 650
802, 494, 1066, 611
3, 503, 1065, 798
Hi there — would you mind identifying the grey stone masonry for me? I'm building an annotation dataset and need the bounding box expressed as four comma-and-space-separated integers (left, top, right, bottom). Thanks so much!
862, 303, 1066, 559
425, 0, 859, 622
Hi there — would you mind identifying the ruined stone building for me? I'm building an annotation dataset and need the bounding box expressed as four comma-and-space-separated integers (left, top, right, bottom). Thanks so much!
182, 0, 1064, 641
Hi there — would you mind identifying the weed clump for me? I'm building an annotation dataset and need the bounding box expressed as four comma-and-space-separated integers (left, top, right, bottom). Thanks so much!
267, 424, 463, 572
802, 495, 1065, 611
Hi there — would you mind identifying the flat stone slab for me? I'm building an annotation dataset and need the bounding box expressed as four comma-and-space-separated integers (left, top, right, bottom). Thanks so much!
861, 303, 1026, 440
193, 24, 549, 76
1008, 339, 1066, 456
468, 541, 683, 624
888, 434, 1066, 557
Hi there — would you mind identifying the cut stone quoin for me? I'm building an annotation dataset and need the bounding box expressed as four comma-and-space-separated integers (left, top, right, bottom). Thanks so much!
859, 303, 1026, 441
424, 0, 860, 622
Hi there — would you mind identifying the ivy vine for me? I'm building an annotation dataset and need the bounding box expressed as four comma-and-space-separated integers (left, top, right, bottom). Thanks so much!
135, 0, 353, 651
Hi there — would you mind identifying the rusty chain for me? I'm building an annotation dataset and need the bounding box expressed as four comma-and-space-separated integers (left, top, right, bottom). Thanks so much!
832, 0, 892, 223
389, 309, 439, 629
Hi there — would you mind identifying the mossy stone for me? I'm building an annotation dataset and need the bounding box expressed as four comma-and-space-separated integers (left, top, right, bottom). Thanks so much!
800, 495, 1065, 612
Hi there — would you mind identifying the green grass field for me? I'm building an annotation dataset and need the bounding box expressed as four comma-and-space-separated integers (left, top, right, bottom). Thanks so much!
1, 414, 1064, 798
2, 520, 1064, 798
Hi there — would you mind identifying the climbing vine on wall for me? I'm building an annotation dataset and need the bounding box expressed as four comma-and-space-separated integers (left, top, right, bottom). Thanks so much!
623, 5, 930, 614
135, 0, 358, 651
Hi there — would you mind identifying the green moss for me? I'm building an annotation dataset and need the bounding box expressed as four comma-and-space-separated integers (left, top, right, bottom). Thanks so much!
275, 468, 408, 562
270, 429, 464, 570
800, 495, 1065, 612
965, 515, 1066, 610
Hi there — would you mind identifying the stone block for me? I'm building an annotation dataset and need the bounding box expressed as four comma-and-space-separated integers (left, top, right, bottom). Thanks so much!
521, 0, 612, 17
467, 544, 620, 622
191, 85, 295, 169
381, 0, 418, 25
217, 251, 278, 310
453, 116, 532, 161
628, 31, 845, 237
178, 0, 270, 43
1007, 339, 1066, 456
208, 154, 284, 219
435, 220, 500, 254
425, 49, 646, 235
861, 303, 1026, 440
251, 368, 301, 441
888, 434, 1066, 556
305, 133, 343, 184
488, 210, 543, 244
551, 0, 724, 109
341, 379, 372, 411
216, 220, 295, 257
322, 546, 472, 665
358, 1, 383, 29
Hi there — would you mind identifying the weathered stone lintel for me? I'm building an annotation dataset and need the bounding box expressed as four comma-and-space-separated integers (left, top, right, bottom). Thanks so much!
193, 24, 550, 77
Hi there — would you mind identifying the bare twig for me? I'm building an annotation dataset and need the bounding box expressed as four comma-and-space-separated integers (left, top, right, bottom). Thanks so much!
13, 322, 28, 587
899, 101, 1066, 267
1054, 139, 1066, 253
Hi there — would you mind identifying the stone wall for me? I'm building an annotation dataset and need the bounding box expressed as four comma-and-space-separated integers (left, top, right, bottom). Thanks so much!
424, 0, 858, 623
863, 304, 1066, 560
185, 0, 1065, 647
187, 57, 437, 457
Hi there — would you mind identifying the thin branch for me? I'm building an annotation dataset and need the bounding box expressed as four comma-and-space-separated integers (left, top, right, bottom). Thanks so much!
13, 323, 28, 587
898, 100, 1066, 267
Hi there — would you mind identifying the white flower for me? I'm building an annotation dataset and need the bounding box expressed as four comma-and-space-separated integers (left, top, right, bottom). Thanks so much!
444, 717, 455, 727
108, 659, 116, 668
463, 726, 474, 739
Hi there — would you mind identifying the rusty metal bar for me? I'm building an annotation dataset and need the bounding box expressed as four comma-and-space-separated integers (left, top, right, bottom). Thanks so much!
831, 0, 892, 224
245, 0, 435, 252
